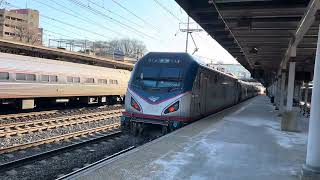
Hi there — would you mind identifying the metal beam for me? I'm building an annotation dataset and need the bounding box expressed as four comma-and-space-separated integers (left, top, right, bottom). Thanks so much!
224, 16, 302, 22
220, 10, 305, 19
280, 0, 320, 70
228, 21, 303, 29
215, 1, 308, 11
232, 29, 319, 36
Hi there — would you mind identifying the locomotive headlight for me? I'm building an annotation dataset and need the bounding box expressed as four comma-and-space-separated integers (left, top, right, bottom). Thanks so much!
131, 97, 141, 111
164, 101, 179, 114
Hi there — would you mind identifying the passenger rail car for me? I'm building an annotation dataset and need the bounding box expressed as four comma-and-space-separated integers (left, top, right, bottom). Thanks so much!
121, 52, 259, 134
0, 53, 131, 109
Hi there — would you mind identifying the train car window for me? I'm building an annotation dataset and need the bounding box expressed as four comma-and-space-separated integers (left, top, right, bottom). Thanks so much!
98, 79, 107, 84
85, 78, 94, 83
26, 74, 36, 81
41, 75, 49, 82
16, 73, 36, 81
0, 72, 9, 80
67, 76, 73, 83
73, 77, 80, 83
109, 79, 118, 84
16, 73, 25, 80
50, 75, 58, 82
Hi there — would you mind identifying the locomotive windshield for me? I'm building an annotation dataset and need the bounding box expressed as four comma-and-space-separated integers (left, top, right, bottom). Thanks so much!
131, 57, 184, 92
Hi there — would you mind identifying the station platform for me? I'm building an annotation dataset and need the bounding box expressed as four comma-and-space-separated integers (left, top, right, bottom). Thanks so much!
65, 96, 308, 180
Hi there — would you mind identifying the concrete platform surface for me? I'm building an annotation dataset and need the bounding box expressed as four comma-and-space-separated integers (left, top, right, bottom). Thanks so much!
66, 96, 307, 180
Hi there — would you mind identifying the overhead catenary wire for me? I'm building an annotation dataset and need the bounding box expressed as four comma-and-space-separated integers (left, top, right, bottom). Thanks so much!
67, 0, 157, 40
41, 15, 110, 40
5, 1, 111, 40
110, 0, 161, 32
86, 0, 144, 29
153, 0, 183, 23
43, 29, 75, 39
32, 0, 125, 37
41, 20, 92, 40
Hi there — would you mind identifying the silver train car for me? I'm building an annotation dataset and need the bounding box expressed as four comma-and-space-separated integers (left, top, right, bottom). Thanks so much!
121, 52, 259, 134
0, 53, 131, 109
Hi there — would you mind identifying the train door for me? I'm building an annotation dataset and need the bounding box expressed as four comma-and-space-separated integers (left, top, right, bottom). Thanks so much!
200, 72, 207, 115
191, 74, 201, 117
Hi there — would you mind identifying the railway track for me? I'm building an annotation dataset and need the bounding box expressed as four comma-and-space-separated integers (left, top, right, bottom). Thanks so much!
0, 105, 123, 124
56, 146, 135, 180
0, 106, 162, 180
0, 109, 122, 138
0, 122, 121, 154
0, 106, 124, 154
0, 130, 123, 173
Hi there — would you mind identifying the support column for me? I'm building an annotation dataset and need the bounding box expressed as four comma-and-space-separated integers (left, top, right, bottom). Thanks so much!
281, 61, 297, 132
275, 79, 280, 109
303, 24, 320, 178
273, 81, 276, 96
286, 62, 296, 111
274, 80, 278, 106
271, 81, 276, 104
280, 72, 286, 113
277, 79, 281, 108
299, 81, 304, 103
304, 82, 309, 105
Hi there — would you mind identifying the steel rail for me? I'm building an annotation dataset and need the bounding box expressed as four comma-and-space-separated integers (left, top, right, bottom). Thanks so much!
56, 146, 135, 180
0, 128, 122, 172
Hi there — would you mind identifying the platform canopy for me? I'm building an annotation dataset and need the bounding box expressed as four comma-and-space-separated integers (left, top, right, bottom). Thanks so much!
175, 0, 320, 85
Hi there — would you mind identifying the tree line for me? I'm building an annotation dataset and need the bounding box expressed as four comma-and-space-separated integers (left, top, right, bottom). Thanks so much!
92, 38, 147, 59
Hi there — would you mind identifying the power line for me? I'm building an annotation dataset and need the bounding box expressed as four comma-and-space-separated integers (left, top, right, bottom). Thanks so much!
32, 0, 125, 37
3, 1, 19, 8
110, 0, 161, 32
4, 1, 109, 40
153, 0, 182, 22
68, 0, 157, 40
86, 0, 144, 29
43, 29, 75, 39
41, 20, 91, 40
41, 15, 110, 39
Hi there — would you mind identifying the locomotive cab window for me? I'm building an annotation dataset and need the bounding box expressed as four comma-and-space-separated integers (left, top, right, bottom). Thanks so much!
16, 73, 36, 81
132, 58, 184, 92
0, 72, 9, 80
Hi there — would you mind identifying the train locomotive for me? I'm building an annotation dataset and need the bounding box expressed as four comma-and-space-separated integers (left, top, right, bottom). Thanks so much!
121, 52, 259, 134
0, 53, 130, 109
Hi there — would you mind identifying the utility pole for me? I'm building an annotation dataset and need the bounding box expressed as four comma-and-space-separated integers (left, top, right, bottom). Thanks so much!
185, 16, 189, 52
180, 16, 203, 54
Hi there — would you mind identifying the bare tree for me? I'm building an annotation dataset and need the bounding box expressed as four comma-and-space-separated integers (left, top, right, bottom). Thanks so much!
14, 24, 41, 45
93, 38, 147, 58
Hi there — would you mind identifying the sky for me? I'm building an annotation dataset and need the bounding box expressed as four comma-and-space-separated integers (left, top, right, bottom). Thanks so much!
6, 0, 239, 64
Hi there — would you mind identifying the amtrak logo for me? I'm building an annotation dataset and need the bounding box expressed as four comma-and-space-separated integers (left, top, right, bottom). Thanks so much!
148, 96, 160, 102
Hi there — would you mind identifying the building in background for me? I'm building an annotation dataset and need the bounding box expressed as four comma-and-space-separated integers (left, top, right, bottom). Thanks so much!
0, 9, 43, 45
